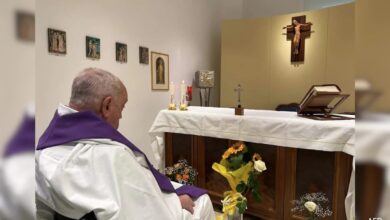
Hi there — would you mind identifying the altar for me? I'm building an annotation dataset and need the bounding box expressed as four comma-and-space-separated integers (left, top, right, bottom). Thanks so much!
149, 107, 354, 219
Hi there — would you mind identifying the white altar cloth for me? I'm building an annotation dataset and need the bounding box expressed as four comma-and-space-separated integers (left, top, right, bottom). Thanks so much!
149, 106, 355, 170
149, 106, 355, 220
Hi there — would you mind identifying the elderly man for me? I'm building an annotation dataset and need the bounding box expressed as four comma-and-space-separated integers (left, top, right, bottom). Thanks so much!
35, 68, 215, 220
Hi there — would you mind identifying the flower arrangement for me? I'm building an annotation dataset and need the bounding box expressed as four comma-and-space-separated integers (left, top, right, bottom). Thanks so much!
291, 192, 333, 220
164, 159, 197, 185
212, 141, 266, 219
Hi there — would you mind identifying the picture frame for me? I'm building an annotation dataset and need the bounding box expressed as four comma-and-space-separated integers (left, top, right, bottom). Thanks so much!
16, 11, 35, 42
139, 46, 149, 64
86, 36, 100, 60
48, 28, 66, 55
116, 42, 127, 63
151, 52, 169, 90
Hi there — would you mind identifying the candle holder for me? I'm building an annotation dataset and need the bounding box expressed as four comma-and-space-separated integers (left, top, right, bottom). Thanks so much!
168, 103, 177, 110
168, 93, 177, 110
179, 81, 188, 111
179, 104, 188, 111
179, 97, 188, 111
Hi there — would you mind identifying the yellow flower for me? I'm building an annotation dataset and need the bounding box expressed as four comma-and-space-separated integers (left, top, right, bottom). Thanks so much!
238, 144, 244, 152
222, 151, 231, 159
222, 142, 246, 159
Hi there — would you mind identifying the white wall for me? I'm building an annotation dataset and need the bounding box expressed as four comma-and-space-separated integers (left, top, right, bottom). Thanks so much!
242, 0, 355, 18
0, 0, 35, 153
36, 0, 243, 165
304, 0, 354, 10
242, 0, 304, 18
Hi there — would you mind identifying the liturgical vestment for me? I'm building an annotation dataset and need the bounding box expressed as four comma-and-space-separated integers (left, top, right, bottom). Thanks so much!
35, 104, 215, 220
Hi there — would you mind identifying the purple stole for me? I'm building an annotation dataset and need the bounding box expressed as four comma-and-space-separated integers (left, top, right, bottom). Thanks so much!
3, 114, 35, 158
36, 110, 206, 198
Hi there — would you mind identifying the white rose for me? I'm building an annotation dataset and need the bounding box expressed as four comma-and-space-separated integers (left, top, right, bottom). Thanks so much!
254, 160, 267, 172
304, 201, 317, 212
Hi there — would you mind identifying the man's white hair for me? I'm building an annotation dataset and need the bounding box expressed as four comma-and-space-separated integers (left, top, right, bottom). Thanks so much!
70, 68, 122, 112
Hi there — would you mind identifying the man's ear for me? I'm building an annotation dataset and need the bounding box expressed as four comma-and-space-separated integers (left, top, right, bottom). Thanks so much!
101, 96, 112, 119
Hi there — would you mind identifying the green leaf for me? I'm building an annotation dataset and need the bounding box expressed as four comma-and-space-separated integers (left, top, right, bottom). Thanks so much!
228, 154, 243, 170
236, 201, 247, 214
247, 171, 260, 191
247, 171, 256, 188
220, 159, 230, 168
236, 181, 246, 193
252, 190, 262, 203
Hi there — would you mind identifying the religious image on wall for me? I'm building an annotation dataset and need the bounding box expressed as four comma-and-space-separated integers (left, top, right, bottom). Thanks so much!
151, 51, 169, 90
48, 28, 66, 54
139, 46, 149, 64
283, 15, 313, 62
86, 36, 100, 60
16, 11, 35, 42
116, 42, 127, 63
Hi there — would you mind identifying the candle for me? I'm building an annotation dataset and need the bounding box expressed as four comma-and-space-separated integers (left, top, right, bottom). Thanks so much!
180, 80, 186, 103
169, 82, 175, 96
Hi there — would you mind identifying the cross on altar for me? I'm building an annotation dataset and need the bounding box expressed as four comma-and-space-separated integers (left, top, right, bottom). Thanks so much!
283, 15, 313, 62
234, 84, 243, 108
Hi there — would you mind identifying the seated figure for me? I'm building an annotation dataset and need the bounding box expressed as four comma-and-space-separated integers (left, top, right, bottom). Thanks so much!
35, 68, 215, 220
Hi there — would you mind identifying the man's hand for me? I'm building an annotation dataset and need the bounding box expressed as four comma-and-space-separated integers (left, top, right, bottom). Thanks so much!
179, 194, 195, 214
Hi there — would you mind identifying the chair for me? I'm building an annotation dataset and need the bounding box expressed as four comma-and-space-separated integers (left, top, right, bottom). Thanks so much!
275, 103, 300, 112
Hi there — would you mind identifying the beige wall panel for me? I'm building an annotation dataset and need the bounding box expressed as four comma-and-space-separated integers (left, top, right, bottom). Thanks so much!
221, 4, 355, 113
325, 3, 355, 113
356, 0, 390, 111
268, 9, 328, 110
221, 19, 271, 108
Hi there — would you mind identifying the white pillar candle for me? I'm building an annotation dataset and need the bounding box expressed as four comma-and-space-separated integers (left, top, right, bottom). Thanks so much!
169, 82, 175, 96
180, 80, 186, 103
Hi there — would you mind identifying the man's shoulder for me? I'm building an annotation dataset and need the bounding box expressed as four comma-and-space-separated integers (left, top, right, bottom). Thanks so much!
36, 139, 134, 164
36, 139, 137, 179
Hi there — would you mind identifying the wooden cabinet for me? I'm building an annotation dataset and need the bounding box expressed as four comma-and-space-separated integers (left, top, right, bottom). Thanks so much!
165, 133, 352, 220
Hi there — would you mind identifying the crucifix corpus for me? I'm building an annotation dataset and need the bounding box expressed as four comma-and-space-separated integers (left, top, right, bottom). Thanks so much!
234, 84, 244, 115
283, 15, 313, 62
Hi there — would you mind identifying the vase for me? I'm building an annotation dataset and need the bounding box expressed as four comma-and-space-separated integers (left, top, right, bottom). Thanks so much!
226, 208, 243, 220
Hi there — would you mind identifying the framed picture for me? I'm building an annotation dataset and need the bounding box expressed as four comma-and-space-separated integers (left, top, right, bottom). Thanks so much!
151, 52, 169, 90
48, 28, 66, 54
16, 11, 35, 42
86, 36, 100, 60
139, 46, 149, 64
116, 42, 127, 63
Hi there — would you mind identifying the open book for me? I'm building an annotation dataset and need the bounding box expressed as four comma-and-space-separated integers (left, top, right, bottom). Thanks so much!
298, 84, 352, 120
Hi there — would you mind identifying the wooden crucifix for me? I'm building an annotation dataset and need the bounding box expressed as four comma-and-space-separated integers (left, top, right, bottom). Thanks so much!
283, 15, 313, 62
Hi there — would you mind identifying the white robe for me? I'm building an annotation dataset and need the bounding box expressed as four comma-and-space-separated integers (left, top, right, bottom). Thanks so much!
35, 105, 215, 220
0, 153, 35, 220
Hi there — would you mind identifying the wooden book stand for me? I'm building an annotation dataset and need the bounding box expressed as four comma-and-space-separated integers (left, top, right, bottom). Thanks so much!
298, 84, 353, 120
